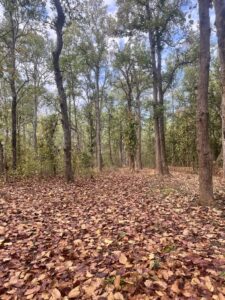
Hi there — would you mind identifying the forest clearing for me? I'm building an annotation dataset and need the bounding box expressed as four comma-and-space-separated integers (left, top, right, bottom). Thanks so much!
0, 169, 224, 299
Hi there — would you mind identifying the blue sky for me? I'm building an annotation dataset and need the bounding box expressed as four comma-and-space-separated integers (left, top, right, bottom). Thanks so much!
104, 0, 117, 14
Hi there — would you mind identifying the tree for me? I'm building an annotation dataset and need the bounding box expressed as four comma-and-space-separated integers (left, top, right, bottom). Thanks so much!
52, 0, 73, 182
196, 0, 213, 205
113, 40, 149, 169
214, 0, 225, 176
0, 0, 44, 170
75, 0, 109, 172
21, 33, 49, 153
116, 0, 188, 175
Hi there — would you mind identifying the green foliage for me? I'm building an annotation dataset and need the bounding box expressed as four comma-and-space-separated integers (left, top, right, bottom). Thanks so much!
124, 114, 138, 161
39, 114, 59, 175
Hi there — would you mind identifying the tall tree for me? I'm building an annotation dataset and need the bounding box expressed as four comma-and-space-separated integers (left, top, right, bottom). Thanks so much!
22, 33, 49, 153
0, 0, 44, 169
52, 0, 73, 182
196, 0, 213, 205
113, 40, 149, 169
116, 0, 187, 175
214, 0, 225, 176
76, 0, 109, 171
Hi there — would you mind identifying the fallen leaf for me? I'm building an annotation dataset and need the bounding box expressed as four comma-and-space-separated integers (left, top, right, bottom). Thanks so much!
114, 275, 121, 290
218, 293, 225, 300
171, 280, 180, 294
204, 276, 214, 292
119, 253, 128, 265
68, 286, 80, 298
24, 286, 40, 296
114, 292, 124, 300
0, 226, 5, 235
51, 288, 61, 299
144, 280, 152, 288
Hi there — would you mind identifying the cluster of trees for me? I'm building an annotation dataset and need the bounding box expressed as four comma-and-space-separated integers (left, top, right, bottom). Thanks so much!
0, 0, 225, 205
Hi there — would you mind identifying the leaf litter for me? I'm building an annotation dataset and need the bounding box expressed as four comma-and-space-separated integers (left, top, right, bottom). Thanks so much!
0, 169, 224, 299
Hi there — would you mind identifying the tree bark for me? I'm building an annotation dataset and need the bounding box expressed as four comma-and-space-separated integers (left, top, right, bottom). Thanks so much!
72, 96, 81, 152
214, 0, 225, 176
33, 64, 38, 153
52, 0, 73, 182
108, 109, 113, 165
145, 2, 163, 175
148, 31, 163, 174
0, 142, 4, 174
9, 14, 17, 170
95, 67, 102, 172
136, 93, 142, 170
156, 37, 169, 175
196, 0, 213, 205
119, 123, 124, 167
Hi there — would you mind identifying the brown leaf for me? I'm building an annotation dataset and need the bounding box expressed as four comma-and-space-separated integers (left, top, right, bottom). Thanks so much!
218, 293, 225, 300
114, 292, 124, 300
51, 288, 61, 299
68, 286, 80, 298
24, 286, 40, 296
144, 280, 152, 288
107, 292, 115, 300
119, 253, 128, 265
83, 279, 103, 297
171, 280, 180, 294
204, 276, 214, 292
114, 275, 121, 290
0, 226, 5, 235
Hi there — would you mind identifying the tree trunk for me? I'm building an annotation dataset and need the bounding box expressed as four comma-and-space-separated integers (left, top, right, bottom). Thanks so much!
33, 93, 38, 153
119, 124, 123, 167
52, 0, 73, 182
0, 142, 4, 174
156, 37, 169, 175
9, 13, 17, 170
196, 0, 213, 205
145, 3, 163, 174
73, 96, 81, 152
108, 109, 113, 165
95, 67, 102, 172
33, 68, 38, 153
214, 0, 225, 176
148, 30, 163, 174
17, 116, 21, 165
11, 90, 17, 170
136, 93, 142, 170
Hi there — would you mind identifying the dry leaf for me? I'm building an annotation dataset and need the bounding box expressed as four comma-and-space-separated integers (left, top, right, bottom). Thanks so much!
68, 286, 80, 298
0, 226, 5, 235
171, 280, 180, 294
114, 292, 124, 300
204, 276, 214, 292
51, 288, 61, 299
24, 286, 40, 296
107, 293, 114, 300
218, 293, 225, 300
114, 275, 121, 290
119, 253, 128, 265
144, 280, 152, 288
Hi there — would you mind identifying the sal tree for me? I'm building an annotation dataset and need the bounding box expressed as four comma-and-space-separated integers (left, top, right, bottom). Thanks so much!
214, 0, 225, 176
116, 0, 187, 175
0, 0, 45, 169
51, 0, 73, 182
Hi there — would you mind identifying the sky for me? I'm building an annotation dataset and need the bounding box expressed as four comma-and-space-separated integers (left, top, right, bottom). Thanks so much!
104, 0, 116, 13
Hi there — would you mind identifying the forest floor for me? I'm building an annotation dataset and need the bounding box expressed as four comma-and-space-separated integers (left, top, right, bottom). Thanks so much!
0, 169, 225, 300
